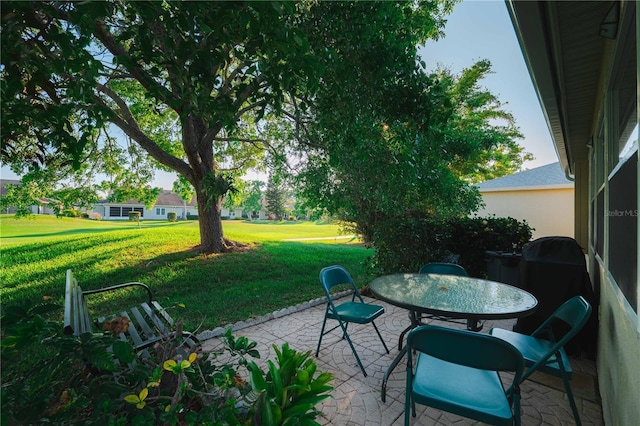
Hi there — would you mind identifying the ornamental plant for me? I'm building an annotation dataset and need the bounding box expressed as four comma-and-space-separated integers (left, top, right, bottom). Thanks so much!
1, 301, 334, 425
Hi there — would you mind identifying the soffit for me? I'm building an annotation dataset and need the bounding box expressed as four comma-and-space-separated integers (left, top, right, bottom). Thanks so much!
507, 0, 612, 174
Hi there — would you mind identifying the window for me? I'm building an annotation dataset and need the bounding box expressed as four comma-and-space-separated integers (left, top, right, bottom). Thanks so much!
608, 152, 637, 312
603, 7, 637, 314
109, 206, 144, 217
156, 208, 166, 216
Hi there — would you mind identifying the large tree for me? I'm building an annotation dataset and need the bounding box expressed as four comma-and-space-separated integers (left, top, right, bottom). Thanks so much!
280, 2, 531, 243
1, 1, 321, 252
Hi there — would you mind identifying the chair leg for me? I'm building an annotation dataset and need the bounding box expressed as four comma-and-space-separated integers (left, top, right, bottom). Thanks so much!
342, 322, 349, 339
404, 368, 412, 426
337, 319, 368, 376
513, 388, 522, 426
404, 394, 411, 426
315, 310, 329, 357
372, 320, 390, 354
557, 355, 582, 426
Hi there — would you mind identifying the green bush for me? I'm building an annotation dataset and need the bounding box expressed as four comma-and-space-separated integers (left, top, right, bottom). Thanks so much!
1, 302, 334, 425
128, 211, 141, 222
370, 215, 533, 277
167, 212, 177, 222
186, 214, 199, 220
63, 209, 79, 218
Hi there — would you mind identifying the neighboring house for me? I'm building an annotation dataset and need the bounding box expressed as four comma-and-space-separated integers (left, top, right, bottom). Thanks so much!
93, 190, 197, 220
0, 179, 56, 215
508, 1, 638, 424
93, 189, 270, 220
476, 162, 574, 238
1, 179, 20, 214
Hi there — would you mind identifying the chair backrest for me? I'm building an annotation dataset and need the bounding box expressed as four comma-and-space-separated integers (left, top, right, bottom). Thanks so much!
319, 265, 362, 302
408, 325, 524, 377
533, 295, 592, 350
419, 262, 468, 277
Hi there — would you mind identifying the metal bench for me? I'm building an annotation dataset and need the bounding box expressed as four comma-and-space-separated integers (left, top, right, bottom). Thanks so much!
63, 269, 198, 353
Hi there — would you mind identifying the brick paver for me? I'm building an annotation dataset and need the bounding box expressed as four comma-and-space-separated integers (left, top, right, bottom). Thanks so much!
201, 296, 603, 425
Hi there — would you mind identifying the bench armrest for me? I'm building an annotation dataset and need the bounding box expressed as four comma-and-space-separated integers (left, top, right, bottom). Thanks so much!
82, 282, 153, 305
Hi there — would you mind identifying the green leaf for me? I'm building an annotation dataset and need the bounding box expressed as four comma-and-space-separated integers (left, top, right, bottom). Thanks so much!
296, 369, 310, 386
86, 348, 116, 372
248, 361, 267, 392
268, 360, 284, 406
261, 399, 277, 426
112, 340, 135, 363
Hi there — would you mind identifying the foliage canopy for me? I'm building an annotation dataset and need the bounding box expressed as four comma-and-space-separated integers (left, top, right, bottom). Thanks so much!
2, 0, 531, 250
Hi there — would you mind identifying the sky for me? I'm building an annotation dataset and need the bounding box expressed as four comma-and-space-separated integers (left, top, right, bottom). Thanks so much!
1, 0, 558, 190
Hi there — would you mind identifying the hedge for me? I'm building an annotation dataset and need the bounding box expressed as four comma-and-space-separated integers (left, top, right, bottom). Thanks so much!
370, 215, 533, 277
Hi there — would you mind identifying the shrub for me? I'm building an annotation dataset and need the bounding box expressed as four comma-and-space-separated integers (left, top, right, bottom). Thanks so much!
167, 212, 177, 222
1, 302, 334, 425
91, 212, 102, 221
63, 209, 79, 218
186, 214, 199, 220
128, 211, 141, 222
370, 214, 533, 277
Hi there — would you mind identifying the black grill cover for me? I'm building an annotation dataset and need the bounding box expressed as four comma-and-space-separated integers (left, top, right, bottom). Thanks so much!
515, 236, 598, 356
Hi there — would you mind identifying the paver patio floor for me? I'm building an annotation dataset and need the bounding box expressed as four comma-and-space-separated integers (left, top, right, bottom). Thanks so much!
201, 296, 603, 425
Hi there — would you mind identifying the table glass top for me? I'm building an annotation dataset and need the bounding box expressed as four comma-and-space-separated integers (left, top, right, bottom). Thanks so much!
369, 273, 538, 319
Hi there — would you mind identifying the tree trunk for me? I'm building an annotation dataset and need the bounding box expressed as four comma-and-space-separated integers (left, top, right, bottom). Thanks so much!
195, 187, 227, 253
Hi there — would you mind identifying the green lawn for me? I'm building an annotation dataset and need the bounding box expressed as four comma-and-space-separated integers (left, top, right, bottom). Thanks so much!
0, 215, 371, 332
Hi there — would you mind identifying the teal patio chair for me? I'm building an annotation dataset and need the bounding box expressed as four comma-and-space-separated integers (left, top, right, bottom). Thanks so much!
420, 262, 485, 332
418, 262, 468, 276
490, 295, 592, 426
315, 265, 389, 376
405, 325, 524, 426
398, 262, 474, 350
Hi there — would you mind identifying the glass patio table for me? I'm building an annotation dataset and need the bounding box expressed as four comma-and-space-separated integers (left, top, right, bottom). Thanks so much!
369, 273, 538, 401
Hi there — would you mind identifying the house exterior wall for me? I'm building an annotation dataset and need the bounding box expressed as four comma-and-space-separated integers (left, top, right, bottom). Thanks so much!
147, 204, 197, 220
96, 203, 145, 220
221, 208, 244, 219
588, 4, 639, 424
94, 203, 198, 220
597, 267, 640, 426
477, 187, 574, 239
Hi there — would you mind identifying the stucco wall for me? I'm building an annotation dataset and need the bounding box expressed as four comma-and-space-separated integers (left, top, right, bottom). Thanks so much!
477, 187, 574, 239
596, 261, 640, 425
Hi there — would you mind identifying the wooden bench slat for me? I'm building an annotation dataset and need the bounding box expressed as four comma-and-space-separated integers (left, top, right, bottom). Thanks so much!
129, 306, 158, 342
151, 301, 175, 326
119, 310, 145, 349
141, 302, 171, 334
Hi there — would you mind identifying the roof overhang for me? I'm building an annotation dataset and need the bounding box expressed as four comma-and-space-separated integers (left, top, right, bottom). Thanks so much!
505, 0, 613, 175
479, 183, 574, 193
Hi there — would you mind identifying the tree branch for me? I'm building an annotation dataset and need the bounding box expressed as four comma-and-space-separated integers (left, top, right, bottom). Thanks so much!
93, 91, 193, 180
92, 20, 184, 114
